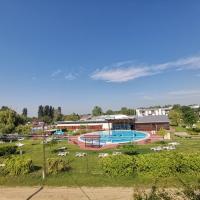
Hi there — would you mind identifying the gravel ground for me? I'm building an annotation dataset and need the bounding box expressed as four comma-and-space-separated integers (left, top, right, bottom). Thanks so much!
0, 187, 134, 200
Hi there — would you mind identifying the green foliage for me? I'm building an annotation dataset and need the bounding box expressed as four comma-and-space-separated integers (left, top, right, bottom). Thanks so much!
0, 109, 25, 134
120, 107, 136, 115
135, 152, 200, 177
38, 105, 62, 124
168, 109, 182, 126
100, 155, 135, 177
134, 185, 171, 200
54, 107, 63, 121
92, 106, 103, 116
3, 156, 33, 175
0, 146, 17, 156
47, 158, 71, 174
121, 144, 139, 155
64, 113, 80, 121
15, 124, 31, 135
180, 106, 198, 127
22, 108, 28, 117
105, 109, 114, 115
157, 128, 167, 137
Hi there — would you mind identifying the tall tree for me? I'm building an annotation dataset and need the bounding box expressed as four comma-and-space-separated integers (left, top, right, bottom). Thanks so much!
54, 107, 62, 121
22, 108, 28, 117
168, 109, 182, 126
92, 106, 103, 116
44, 105, 50, 116
38, 105, 44, 119
181, 106, 197, 127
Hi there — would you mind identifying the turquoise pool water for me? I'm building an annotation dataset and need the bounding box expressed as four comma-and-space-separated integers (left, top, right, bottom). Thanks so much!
79, 130, 148, 145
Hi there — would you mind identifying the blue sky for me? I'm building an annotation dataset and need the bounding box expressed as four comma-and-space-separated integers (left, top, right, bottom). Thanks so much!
0, 0, 200, 116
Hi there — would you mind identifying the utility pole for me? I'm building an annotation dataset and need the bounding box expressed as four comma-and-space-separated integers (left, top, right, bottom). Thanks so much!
42, 122, 46, 180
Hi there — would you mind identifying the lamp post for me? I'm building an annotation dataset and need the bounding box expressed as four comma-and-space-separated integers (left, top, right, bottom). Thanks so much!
42, 122, 46, 180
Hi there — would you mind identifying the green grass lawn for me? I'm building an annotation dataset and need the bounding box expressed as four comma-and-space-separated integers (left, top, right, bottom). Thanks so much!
0, 137, 200, 187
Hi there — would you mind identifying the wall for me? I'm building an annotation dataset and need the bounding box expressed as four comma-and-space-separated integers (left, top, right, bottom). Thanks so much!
135, 122, 170, 131
57, 122, 110, 131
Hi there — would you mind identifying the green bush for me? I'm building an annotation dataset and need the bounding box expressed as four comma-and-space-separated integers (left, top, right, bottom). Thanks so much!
135, 152, 200, 177
0, 146, 17, 157
121, 144, 139, 155
3, 156, 33, 175
47, 158, 71, 174
100, 155, 135, 177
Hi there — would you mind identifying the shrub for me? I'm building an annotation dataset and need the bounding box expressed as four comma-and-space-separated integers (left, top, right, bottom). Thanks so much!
135, 152, 200, 177
100, 155, 135, 177
47, 158, 71, 174
121, 144, 139, 155
3, 156, 33, 175
0, 146, 17, 157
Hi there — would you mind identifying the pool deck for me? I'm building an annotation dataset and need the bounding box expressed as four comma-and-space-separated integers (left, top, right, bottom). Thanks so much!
68, 132, 163, 150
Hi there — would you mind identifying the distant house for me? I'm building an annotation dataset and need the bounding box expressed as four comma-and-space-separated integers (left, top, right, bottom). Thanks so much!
136, 107, 172, 117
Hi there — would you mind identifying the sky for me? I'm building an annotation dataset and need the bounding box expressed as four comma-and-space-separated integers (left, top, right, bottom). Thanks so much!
0, 0, 200, 116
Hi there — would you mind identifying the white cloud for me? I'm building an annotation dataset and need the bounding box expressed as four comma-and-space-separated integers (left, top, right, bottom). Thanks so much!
168, 89, 200, 97
51, 69, 61, 77
91, 67, 156, 82
91, 55, 200, 83
65, 73, 76, 80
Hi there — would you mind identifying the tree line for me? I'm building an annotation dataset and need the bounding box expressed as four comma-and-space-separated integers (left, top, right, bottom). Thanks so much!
92, 106, 136, 116
169, 104, 200, 127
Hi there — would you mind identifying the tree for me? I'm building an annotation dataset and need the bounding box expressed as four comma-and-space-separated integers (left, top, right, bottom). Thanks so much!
38, 105, 44, 119
64, 113, 80, 121
22, 108, 28, 117
16, 124, 31, 135
92, 106, 103, 116
44, 105, 50, 116
54, 107, 63, 121
119, 107, 136, 115
181, 106, 197, 127
0, 106, 9, 111
168, 109, 182, 126
106, 109, 114, 115
0, 109, 25, 134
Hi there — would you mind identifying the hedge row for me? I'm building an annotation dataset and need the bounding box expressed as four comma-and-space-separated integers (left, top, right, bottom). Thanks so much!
0, 146, 17, 156
100, 152, 200, 177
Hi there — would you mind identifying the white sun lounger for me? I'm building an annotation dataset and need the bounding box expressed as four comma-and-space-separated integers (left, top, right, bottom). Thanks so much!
75, 152, 87, 157
58, 151, 69, 156
98, 153, 109, 158
112, 152, 122, 156
168, 142, 180, 146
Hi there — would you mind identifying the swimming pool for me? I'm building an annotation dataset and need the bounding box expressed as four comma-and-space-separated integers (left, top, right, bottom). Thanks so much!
79, 130, 149, 145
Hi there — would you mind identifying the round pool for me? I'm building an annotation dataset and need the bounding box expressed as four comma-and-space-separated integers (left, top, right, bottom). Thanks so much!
78, 130, 149, 145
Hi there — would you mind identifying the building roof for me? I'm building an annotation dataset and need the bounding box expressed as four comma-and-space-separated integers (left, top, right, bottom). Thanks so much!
135, 115, 169, 124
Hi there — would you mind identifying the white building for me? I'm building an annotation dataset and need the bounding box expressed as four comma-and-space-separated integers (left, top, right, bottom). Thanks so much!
136, 107, 172, 117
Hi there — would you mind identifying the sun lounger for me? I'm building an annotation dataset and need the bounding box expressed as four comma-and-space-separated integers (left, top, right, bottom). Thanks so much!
15, 142, 24, 147
168, 146, 176, 150
98, 153, 109, 158
58, 146, 67, 150
150, 146, 162, 151
168, 142, 180, 146
112, 152, 122, 156
58, 151, 69, 156
75, 152, 87, 157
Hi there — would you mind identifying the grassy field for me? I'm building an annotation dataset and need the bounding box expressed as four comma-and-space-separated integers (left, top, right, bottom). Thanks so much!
0, 135, 200, 187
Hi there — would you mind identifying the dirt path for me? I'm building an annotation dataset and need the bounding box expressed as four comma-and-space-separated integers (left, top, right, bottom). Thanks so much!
0, 187, 134, 200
